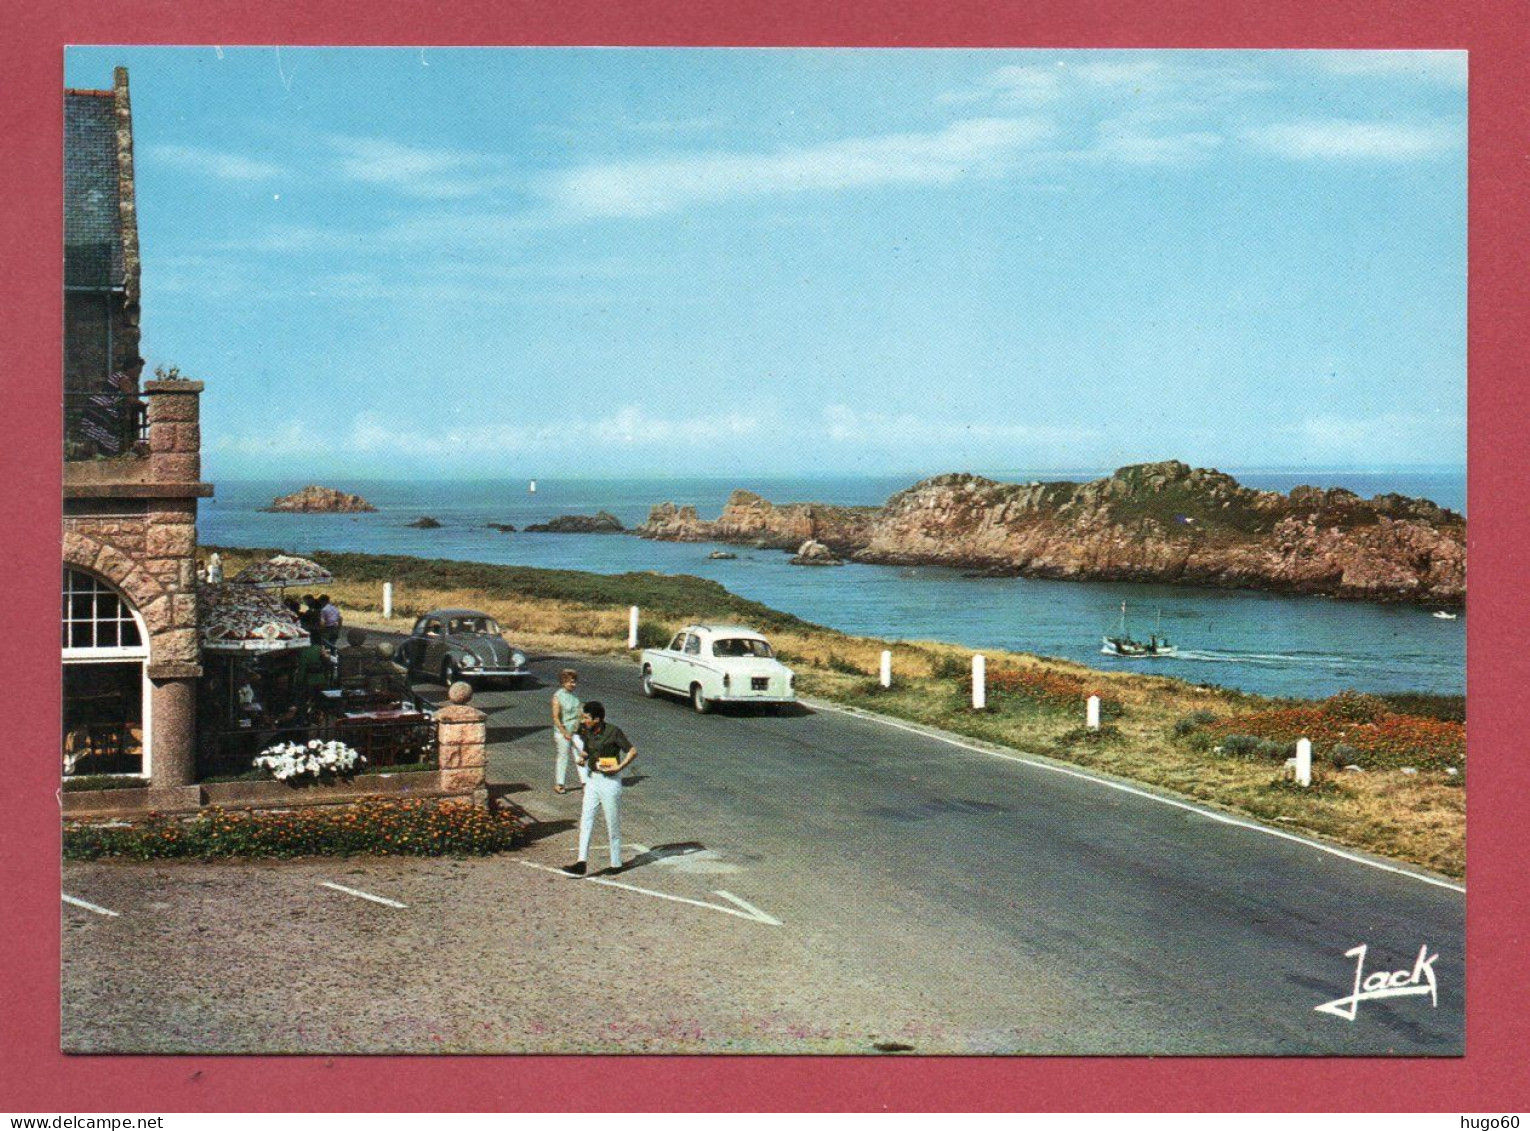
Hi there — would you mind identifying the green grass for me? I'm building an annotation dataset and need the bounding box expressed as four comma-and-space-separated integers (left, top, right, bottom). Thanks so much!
205, 545, 822, 634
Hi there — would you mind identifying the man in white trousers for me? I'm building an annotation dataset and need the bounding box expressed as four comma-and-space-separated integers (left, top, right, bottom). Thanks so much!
562, 701, 637, 876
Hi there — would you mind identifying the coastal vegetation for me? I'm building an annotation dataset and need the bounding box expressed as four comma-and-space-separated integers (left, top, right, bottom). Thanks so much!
204, 545, 1466, 876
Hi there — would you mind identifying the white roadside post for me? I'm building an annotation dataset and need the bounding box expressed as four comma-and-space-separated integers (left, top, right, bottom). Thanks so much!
972, 654, 986, 710
628, 606, 639, 650
382, 582, 393, 620
880, 650, 892, 689
1295, 737, 1313, 787
1087, 694, 1101, 731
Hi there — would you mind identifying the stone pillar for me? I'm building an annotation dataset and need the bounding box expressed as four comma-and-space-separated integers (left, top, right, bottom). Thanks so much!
149, 675, 196, 788
436, 682, 487, 801
145, 380, 204, 485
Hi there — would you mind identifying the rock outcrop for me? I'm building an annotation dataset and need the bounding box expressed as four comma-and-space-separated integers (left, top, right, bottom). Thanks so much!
634, 462, 1466, 606
486, 523, 517, 533
789, 539, 844, 566
263, 485, 376, 513
639, 491, 879, 553
406, 516, 442, 529
525, 511, 625, 534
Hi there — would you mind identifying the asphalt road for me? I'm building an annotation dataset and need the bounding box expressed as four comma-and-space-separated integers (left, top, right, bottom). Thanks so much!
61, 651, 1464, 1055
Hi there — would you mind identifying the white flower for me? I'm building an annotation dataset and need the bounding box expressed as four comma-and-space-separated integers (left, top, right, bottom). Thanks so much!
254, 738, 363, 781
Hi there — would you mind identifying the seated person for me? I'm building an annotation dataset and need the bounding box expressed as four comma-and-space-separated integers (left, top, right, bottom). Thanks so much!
295, 624, 333, 700
236, 679, 265, 722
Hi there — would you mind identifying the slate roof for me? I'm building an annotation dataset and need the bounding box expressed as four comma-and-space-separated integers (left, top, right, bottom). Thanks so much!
64, 91, 123, 290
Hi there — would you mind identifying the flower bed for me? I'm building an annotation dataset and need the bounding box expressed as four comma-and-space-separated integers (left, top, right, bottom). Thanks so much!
63, 799, 521, 860
1199, 693, 1465, 771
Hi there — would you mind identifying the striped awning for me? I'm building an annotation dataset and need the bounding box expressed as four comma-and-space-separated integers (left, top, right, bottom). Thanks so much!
198, 582, 310, 652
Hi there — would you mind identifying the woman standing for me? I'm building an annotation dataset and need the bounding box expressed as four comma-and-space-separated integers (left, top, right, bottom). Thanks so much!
550, 668, 585, 794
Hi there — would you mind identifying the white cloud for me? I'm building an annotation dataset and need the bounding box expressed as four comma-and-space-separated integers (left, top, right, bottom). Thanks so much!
220, 405, 769, 459
149, 144, 285, 181
821, 405, 1099, 447
1307, 50, 1467, 87
981, 65, 1064, 105
1296, 410, 1464, 460
1245, 118, 1461, 160
543, 117, 1054, 219
327, 135, 515, 199
1089, 120, 1222, 166
1064, 59, 1168, 89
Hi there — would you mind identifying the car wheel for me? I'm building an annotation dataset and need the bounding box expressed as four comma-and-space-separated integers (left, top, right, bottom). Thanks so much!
442, 659, 461, 687
640, 666, 657, 698
690, 683, 711, 714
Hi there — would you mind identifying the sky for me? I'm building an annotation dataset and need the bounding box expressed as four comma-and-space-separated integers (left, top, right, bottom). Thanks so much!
64, 47, 1467, 481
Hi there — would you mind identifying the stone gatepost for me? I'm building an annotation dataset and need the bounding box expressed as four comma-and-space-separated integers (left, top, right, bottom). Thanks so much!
436, 682, 488, 805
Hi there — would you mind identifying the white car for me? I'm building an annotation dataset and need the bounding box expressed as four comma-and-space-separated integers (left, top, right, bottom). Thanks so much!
640, 624, 796, 713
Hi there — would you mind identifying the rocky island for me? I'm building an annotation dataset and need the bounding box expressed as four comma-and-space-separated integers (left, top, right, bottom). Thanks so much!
526, 511, 625, 534
263, 485, 377, 513
635, 461, 1466, 606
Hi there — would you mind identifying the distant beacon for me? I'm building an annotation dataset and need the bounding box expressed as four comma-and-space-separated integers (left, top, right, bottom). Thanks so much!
529, 479, 537, 494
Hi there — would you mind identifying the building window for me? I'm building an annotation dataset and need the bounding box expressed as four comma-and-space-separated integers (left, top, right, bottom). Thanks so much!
62, 567, 149, 777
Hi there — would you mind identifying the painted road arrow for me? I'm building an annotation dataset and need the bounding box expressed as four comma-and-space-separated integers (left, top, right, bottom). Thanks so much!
520, 861, 782, 926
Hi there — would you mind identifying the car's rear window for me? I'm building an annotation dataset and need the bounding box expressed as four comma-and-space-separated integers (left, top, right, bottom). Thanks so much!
713, 638, 773, 658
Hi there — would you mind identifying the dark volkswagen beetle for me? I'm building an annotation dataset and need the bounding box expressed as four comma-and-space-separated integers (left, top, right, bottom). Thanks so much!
396, 608, 530, 686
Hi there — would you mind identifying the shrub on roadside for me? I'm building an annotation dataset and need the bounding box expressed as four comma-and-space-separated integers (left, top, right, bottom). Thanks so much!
1378, 692, 1466, 723
1052, 723, 1122, 749
1323, 690, 1388, 723
1327, 743, 1362, 769
1203, 703, 1463, 771
930, 653, 969, 681
634, 620, 672, 650
1172, 709, 1219, 737
62, 799, 521, 861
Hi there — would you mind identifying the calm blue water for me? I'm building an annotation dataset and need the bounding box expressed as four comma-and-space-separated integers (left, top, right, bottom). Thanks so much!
199, 469, 1466, 700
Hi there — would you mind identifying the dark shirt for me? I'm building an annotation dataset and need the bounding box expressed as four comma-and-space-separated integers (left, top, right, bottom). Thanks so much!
574, 722, 633, 775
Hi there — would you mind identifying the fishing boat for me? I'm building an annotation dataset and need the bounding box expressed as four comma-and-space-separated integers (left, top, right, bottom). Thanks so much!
1432, 610, 1458, 620
1102, 601, 1177, 657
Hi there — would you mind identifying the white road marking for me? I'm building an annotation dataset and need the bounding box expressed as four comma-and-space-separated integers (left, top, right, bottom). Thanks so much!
808, 699, 1467, 895
712, 890, 783, 925
519, 861, 781, 926
320, 881, 408, 909
62, 893, 119, 917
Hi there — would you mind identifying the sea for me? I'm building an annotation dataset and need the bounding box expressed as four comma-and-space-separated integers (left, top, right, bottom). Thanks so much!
200, 468, 1466, 701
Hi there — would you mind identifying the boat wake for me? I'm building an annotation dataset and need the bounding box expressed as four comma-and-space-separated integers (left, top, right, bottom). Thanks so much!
1172, 648, 1358, 669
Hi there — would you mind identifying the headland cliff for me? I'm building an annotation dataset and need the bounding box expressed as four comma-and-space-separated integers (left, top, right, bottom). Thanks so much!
634, 461, 1465, 606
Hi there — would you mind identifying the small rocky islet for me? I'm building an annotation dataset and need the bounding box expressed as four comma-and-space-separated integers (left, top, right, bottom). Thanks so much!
525, 511, 625, 534
262, 485, 376, 513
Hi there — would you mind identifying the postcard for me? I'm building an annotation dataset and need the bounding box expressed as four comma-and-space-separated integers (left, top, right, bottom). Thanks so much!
9, 5, 1526, 1112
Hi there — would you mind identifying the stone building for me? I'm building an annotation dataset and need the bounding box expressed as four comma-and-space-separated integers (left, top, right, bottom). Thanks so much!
63, 67, 212, 790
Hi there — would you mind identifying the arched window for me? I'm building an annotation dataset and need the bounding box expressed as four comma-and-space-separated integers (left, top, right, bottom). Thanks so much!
62, 567, 149, 778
